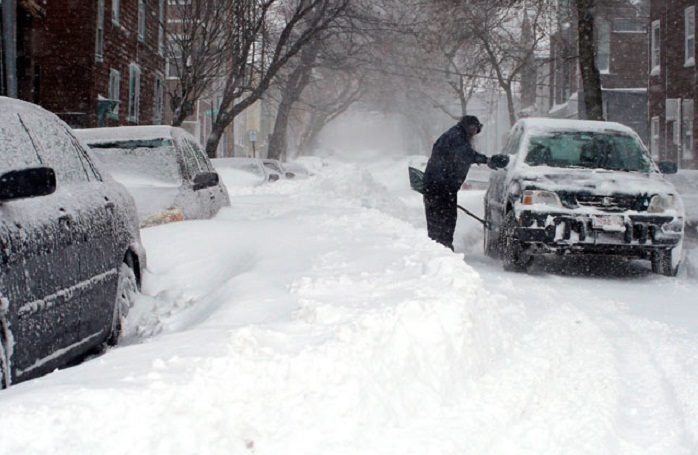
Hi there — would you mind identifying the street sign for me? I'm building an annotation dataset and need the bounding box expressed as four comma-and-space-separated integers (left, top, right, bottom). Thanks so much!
248, 130, 257, 142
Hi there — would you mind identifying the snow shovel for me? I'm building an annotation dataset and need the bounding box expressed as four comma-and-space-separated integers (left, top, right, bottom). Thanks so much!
408, 166, 491, 230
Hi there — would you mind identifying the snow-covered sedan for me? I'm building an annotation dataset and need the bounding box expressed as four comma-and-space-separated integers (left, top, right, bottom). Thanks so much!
75, 126, 230, 228
0, 97, 146, 388
484, 118, 685, 276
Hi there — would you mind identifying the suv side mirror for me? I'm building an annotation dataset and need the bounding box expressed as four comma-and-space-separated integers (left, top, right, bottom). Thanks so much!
488, 154, 510, 170
658, 161, 678, 174
0, 167, 57, 203
193, 171, 220, 191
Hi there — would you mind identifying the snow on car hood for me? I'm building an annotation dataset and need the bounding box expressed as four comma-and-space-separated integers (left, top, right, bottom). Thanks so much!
516, 165, 681, 197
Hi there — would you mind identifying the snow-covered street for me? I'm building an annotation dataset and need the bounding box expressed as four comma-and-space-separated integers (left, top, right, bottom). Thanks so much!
1, 151, 697, 455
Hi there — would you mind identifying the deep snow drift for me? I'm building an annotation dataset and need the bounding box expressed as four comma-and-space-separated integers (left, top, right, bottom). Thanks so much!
1, 152, 697, 455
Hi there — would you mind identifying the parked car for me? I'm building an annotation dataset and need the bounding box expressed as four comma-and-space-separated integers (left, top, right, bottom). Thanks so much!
212, 157, 281, 185
75, 126, 230, 228
262, 159, 295, 180
0, 97, 146, 388
484, 118, 685, 276
283, 162, 312, 179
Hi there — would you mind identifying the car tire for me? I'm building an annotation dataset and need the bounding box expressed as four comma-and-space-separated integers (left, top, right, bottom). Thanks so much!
500, 210, 532, 272
483, 207, 499, 258
107, 261, 138, 346
651, 249, 676, 277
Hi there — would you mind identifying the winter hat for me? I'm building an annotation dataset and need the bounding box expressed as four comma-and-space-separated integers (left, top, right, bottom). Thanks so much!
459, 115, 483, 133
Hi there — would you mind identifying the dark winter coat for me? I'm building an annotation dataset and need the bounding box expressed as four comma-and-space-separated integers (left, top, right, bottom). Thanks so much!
423, 123, 487, 193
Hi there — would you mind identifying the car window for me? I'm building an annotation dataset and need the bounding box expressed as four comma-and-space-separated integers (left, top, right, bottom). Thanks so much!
503, 127, 523, 155
263, 160, 283, 173
237, 162, 264, 176
179, 139, 204, 178
524, 131, 653, 172
0, 112, 43, 173
89, 139, 183, 184
20, 114, 93, 183
184, 140, 213, 172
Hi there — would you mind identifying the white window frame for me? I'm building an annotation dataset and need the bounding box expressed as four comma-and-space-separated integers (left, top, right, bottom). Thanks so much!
166, 34, 183, 79
138, 0, 146, 42
112, 0, 120, 25
96, 0, 105, 61
612, 18, 646, 34
109, 69, 121, 116
154, 75, 164, 124
651, 20, 661, 76
596, 19, 611, 74
128, 63, 141, 123
683, 99, 694, 160
651, 116, 660, 160
686, 7, 695, 67
159, 0, 165, 56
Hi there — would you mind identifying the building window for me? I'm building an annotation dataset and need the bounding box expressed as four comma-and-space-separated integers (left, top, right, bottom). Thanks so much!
686, 7, 695, 67
96, 0, 105, 61
109, 69, 120, 116
159, 0, 165, 56
167, 36, 183, 79
651, 20, 661, 76
683, 99, 694, 160
613, 18, 646, 33
112, 0, 120, 25
154, 76, 164, 124
128, 63, 141, 123
138, 0, 146, 42
596, 19, 610, 73
651, 116, 660, 160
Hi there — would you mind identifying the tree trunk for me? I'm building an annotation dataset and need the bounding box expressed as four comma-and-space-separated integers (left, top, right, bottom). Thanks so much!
268, 46, 317, 161
577, 0, 604, 121
267, 97, 294, 161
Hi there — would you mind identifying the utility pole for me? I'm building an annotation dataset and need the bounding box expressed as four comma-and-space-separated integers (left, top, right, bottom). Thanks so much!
1, 0, 18, 98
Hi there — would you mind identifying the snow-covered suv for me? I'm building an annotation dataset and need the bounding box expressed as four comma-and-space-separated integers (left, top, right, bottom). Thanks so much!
484, 118, 685, 276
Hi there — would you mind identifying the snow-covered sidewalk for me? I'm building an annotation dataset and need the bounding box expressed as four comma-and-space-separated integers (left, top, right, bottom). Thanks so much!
0, 155, 697, 455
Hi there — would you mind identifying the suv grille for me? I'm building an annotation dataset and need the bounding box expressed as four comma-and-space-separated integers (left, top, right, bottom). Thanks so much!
575, 195, 640, 212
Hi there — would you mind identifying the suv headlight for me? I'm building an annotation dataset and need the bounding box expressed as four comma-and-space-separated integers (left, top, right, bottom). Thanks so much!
648, 194, 677, 213
522, 190, 562, 207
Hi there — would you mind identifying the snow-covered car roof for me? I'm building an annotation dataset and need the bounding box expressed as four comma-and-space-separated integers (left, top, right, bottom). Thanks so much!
74, 125, 198, 145
517, 117, 639, 136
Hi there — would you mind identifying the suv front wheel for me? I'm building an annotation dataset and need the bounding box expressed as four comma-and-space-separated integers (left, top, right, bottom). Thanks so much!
651, 249, 677, 277
500, 211, 532, 272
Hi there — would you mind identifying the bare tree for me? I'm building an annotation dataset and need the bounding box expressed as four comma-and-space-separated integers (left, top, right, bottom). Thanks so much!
201, 0, 350, 158
267, 42, 318, 160
295, 71, 364, 154
576, 0, 604, 120
266, 0, 381, 159
166, 0, 239, 127
461, 0, 554, 125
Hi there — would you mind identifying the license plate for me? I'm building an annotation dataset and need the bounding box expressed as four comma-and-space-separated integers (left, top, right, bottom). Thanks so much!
592, 215, 625, 231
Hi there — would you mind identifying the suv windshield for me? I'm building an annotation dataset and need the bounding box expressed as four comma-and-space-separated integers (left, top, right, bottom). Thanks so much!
524, 131, 653, 173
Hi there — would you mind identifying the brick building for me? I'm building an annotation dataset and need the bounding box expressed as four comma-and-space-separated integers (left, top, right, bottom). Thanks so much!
648, 0, 697, 169
2, 0, 166, 128
548, 0, 650, 144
